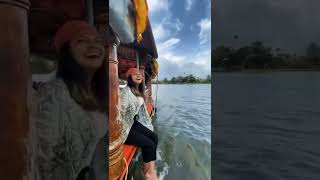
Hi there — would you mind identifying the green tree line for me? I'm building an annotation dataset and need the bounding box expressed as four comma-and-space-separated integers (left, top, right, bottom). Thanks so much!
155, 74, 211, 84
213, 41, 320, 71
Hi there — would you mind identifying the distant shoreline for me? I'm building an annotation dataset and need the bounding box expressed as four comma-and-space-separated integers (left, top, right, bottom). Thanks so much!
213, 68, 320, 73
153, 82, 211, 85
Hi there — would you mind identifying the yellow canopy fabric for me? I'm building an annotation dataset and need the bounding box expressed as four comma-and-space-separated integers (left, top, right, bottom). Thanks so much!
152, 58, 159, 79
132, 0, 148, 43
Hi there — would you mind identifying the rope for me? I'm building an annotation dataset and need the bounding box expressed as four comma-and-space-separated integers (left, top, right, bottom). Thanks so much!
154, 75, 159, 109
123, 157, 129, 180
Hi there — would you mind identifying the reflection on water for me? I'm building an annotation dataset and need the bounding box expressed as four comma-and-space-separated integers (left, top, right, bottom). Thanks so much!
213, 72, 320, 180
130, 84, 211, 180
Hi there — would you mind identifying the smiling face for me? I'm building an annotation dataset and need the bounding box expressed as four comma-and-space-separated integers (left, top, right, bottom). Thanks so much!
131, 73, 143, 85
70, 33, 105, 74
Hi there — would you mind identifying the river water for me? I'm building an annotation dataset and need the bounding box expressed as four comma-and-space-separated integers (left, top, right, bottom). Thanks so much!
129, 84, 212, 180
213, 72, 320, 180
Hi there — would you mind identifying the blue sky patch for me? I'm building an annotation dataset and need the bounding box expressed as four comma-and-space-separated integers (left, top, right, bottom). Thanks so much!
147, 0, 211, 80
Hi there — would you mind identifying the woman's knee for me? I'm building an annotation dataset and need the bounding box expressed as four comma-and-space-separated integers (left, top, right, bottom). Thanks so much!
146, 135, 158, 151
152, 132, 158, 146
144, 138, 156, 148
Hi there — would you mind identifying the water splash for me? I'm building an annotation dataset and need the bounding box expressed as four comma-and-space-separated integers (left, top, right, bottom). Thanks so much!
158, 162, 169, 180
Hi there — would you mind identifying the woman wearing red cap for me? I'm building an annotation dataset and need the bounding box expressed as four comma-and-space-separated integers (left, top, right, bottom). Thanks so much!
120, 68, 158, 180
30, 20, 107, 180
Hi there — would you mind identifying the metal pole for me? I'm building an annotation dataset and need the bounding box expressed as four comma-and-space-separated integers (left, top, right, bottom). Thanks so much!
86, 0, 94, 25
136, 51, 139, 69
108, 29, 125, 180
0, 0, 30, 179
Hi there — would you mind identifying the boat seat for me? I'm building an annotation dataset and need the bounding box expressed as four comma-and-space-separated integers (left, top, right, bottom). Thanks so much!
119, 145, 138, 179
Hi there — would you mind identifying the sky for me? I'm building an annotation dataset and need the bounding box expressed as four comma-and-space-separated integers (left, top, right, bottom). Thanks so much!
213, 0, 320, 55
146, 0, 212, 80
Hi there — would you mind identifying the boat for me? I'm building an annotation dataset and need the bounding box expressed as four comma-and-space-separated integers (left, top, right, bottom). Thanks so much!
109, 0, 159, 179
116, 16, 159, 180
0, 0, 103, 179
0, 0, 158, 179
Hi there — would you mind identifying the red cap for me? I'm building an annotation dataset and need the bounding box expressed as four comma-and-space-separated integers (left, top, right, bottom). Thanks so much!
125, 68, 142, 79
53, 20, 99, 53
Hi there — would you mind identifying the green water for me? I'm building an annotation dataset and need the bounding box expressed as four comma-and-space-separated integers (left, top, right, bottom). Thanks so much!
129, 84, 211, 180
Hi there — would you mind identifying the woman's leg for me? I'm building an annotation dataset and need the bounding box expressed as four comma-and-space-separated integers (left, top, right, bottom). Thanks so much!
143, 161, 157, 180
131, 120, 158, 146
125, 126, 157, 163
125, 122, 158, 180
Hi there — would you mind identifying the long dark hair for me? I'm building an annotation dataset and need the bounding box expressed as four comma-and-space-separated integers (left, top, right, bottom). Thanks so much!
56, 43, 107, 112
127, 75, 146, 102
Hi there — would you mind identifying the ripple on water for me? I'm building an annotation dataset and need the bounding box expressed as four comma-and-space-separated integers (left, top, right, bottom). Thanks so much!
137, 85, 211, 179
156, 134, 211, 180
214, 72, 320, 180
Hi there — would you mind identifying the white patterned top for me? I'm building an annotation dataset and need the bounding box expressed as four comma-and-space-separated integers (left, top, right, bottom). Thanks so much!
28, 78, 107, 180
119, 85, 154, 143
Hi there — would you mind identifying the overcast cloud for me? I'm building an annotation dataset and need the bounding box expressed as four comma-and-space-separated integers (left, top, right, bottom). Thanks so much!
213, 0, 320, 54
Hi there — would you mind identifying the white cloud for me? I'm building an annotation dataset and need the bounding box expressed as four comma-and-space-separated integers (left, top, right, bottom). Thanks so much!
158, 38, 180, 49
147, 0, 169, 14
157, 38, 185, 65
152, 17, 183, 42
158, 58, 211, 80
197, 18, 211, 45
185, 0, 194, 11
172, 18, 183, 33
147, 0, 183, 42
193, 49, 211, 68
147, 0, 211, 79
156, 38, 211, 79
152, 24, 167, 41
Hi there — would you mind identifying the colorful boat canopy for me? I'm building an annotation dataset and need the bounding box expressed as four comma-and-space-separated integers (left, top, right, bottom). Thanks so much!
109, 0, 135, 43
132, 0, 149, 43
